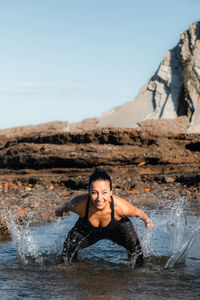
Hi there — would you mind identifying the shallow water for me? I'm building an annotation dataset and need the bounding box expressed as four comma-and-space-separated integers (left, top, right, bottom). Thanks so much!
0, 198, 200, 299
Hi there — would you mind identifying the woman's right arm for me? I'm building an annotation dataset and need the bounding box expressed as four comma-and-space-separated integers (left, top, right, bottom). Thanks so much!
55, 194, 88, 217
55, 202, 71, 217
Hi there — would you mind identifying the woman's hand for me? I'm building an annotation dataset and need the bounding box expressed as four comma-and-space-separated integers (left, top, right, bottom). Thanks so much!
145, 219, 154, 229
55, 206, 65, 217
55, 202, 71, 217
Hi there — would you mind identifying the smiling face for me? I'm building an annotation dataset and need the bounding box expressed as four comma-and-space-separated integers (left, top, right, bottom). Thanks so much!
89, 180, 112, 210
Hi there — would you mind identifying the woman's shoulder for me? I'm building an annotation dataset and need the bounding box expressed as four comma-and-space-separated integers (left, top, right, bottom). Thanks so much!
112, 194, 129, 205
112, 194, 131, 217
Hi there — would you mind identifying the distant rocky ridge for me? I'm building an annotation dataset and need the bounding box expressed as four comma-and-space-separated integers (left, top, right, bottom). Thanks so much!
72, 21, 200, 133
0, 121, 70, 138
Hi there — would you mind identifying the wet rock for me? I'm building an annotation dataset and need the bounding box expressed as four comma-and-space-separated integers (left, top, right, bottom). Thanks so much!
0, 126, 200, 174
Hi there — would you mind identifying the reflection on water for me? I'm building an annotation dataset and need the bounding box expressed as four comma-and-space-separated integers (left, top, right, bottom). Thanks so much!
0, 198, 200, 299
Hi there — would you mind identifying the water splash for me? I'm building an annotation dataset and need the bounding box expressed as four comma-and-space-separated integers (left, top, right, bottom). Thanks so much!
164, 198, 200, 268
165, 224, 200, 268
1, 209, 38, 264
0, 208, 72, 265
134, 197, 200, 269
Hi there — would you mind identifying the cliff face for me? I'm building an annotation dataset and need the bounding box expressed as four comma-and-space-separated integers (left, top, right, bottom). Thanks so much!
181, 22, 200, 132
98, 21, 200, 133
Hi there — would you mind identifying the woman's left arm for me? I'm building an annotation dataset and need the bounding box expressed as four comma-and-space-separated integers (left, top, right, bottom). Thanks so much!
129, 205, 152, 229
115, 195, 153, 229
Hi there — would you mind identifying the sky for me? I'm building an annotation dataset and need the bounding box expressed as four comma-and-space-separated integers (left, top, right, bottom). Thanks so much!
0, 0, 200, 130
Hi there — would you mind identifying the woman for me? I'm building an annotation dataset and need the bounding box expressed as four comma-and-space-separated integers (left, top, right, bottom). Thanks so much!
55, 168, 152, 268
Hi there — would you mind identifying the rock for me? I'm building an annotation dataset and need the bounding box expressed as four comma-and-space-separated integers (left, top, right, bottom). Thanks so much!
137, 116, 190, 134
0, 121, 70, 140
0, 220, 11, 240
0, 126, 200, 174
70, 118, 99, 132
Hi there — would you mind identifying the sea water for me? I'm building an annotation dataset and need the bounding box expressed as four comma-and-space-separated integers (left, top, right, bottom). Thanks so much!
0, 198, 199, 299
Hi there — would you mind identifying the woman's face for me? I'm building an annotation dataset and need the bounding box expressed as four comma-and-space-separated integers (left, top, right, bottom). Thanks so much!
89, 180, 112, 210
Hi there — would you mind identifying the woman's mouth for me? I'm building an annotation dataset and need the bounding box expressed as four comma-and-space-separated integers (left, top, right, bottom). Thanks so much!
96, 202, 104, 207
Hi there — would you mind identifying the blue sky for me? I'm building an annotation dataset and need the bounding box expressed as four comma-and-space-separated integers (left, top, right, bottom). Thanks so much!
0, 0, 199, 129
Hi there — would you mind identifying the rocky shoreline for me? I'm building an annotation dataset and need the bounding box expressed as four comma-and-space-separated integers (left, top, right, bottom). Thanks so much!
0, 124, 200, 240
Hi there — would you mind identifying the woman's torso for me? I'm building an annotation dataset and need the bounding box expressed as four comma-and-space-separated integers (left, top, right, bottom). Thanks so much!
78, 195, 125, 229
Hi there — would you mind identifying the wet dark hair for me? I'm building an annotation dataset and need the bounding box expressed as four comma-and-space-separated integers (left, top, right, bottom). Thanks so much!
89, 168, 112, 190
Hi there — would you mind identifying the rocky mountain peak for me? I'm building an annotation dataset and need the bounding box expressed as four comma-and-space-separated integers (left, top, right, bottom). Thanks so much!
97, 21, 200, 133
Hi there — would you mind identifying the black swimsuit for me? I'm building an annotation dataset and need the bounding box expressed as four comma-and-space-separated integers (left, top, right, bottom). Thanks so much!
62, 196, 143, 268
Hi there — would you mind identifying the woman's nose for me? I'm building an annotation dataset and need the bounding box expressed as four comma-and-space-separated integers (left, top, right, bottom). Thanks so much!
97, 193, 103, 200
